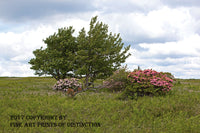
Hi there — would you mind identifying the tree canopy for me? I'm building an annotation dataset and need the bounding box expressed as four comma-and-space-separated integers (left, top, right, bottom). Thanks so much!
29, 16, 131, 88
75, 16, 130, 88
29, 26, 77, 80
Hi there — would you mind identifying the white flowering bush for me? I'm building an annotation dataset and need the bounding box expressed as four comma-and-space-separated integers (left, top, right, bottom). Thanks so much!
53, 78, 82, 96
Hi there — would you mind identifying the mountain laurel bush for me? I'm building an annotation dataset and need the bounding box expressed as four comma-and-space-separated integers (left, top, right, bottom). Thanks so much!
120, 69, 173, 99
53, 78, 82, 96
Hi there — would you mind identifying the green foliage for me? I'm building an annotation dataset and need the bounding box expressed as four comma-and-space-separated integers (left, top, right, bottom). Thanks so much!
102, 66, 130, 92
119, 83, 155, 100
1, 77, 200, 132
162, 72, 175, 80
75, 16, 131, 89
119, 69, 174, 100
29, 27, 77, 80
29, 16, 131, 86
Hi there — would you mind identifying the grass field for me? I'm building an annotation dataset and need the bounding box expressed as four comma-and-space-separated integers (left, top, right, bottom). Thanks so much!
0, 77, 200, 133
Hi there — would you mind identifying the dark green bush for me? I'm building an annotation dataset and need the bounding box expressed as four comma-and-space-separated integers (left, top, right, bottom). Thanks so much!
101, 66, 130, 92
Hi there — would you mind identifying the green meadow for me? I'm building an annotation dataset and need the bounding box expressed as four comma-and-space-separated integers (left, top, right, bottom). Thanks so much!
0, 77, 200, 133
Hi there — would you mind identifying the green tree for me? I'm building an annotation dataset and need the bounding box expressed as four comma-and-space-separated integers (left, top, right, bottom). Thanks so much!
75, 16, 131, 89
29, 26, 77, 80
29, 16, 131, 85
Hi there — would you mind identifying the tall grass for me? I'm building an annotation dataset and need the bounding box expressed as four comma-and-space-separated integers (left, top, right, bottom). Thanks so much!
0, 77, 200, 132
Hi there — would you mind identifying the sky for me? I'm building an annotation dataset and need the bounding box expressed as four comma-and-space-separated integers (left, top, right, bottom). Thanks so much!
1, 0, 200, 79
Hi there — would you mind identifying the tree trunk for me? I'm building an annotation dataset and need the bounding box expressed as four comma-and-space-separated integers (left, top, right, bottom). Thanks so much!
52, 73, 59, 81
85, 74, 89, 90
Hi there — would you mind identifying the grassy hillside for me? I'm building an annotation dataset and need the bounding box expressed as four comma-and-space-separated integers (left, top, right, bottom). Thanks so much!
0, 77, 200, 133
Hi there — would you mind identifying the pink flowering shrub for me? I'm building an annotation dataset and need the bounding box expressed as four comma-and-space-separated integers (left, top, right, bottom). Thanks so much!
53, 78, 82, 96
120, 69, 173, 99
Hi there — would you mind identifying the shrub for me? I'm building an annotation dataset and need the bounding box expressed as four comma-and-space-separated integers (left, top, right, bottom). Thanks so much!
53, 78, 82, 96
120, 69, 173, 99
102, 66, 130, 92
162, 72, 175, 80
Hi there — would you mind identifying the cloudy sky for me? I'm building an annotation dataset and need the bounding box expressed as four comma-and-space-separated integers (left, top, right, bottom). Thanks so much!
1, 0, 200, 79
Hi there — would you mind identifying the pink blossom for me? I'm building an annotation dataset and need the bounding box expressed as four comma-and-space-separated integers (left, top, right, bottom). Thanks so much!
127, 69, 173, 92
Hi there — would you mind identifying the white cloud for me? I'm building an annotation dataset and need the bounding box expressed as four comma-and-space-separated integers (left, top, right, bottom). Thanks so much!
139, 34, 200, 57
94, 0, 162, 13
0, 16, 95, 77
0, 0, 200, 79
0, 59, 35, 77
126, 34, 200, 78
98, 6, 197, 44
0, 25, 54, 60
